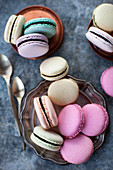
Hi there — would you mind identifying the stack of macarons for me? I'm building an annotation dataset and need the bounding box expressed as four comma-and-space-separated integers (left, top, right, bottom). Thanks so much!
86, 3, 113, 53
30, 56, 109, 164
30, 56, 79, 152
4, 14, 57, 58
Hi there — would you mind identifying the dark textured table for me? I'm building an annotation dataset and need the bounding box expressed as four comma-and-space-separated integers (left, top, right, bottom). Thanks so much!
0, 0, 113, 169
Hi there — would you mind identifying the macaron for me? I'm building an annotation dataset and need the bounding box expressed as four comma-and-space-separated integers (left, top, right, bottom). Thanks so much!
24, 18, 56, 38
16, 33, 49, 58
81, 104, 109, 136
86, 27, 113, 53
4, 14, 25, 44
93, 3, 113, 33
100, 66, 113, 97
60, 134, 94, 164
30, 126, 63, 151
40, 56, 69, 81
34, 95, 58, 129
48, 78, 79, 106
58, 104, 84, 138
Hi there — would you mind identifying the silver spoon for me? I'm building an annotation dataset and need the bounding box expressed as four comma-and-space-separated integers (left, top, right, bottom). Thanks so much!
0, 54, 25, 150
12, 77, 26, 150
12, 77, 25, 116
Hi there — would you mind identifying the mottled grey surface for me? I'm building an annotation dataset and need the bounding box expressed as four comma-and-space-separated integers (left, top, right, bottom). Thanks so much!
0, 0, 113, 169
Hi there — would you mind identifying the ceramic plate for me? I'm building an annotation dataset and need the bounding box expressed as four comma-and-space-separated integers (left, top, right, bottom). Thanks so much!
87, 19, 113, 61
11, 5, 63, 60
21, 75, 107, 164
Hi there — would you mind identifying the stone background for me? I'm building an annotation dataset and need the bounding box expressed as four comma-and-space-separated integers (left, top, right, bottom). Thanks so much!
0, 0, 113, 169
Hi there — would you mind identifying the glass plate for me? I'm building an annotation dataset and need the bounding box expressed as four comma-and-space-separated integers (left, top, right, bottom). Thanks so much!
11, 5, 63, 60
87, 19, 113, 61
21, 75, 107, 164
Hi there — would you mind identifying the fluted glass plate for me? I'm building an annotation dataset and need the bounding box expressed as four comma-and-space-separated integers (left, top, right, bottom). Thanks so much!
21, 75, 107, 164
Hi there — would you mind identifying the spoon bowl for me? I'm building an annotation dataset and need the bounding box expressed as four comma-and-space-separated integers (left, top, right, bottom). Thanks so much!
12, 76, 25, 118
0, 54, 12, 78
12, 77, 25, 99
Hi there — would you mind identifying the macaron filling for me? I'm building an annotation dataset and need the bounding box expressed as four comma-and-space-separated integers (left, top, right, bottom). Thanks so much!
24, 21, 56, 29
9, 16, 17, 42
41, 66, 68, 77
17, 38, 47, 47
33, 133, 60, 146
39, 97, 51, 128
90, 31, 113, 45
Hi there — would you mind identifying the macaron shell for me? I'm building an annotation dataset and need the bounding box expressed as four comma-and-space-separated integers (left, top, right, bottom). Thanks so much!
24, 24, 56, 38
41, 66, 69, 81
48, 78, 79, 106
11, 15, 25, 44
40, 56, 69, 81
58, 104, 84, 138
34, 97, 50, 129
33, 126, 63, 145
34, 96, 58, 129
16, 34, 49, 58
86, 27, 113, 53
60, 134, 94, 164
24, 18, 56, 28
4, 15, 17, 43
30, 126, 63, 151
41, 95, 58, 127
31, 133, 61, 151
24, 18, 56, 38
81, 104, 109, 136
93, 3, 113, 32
17, 41, 49, 58
16, 33, 48, 45
101, 67, 113, 97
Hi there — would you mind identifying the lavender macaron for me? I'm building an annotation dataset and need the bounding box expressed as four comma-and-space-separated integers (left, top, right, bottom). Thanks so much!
16, 33, 49, 58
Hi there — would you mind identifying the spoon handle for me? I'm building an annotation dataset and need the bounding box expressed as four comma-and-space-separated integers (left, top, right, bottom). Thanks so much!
18, 98, 22, 118
6, 81, 26, 150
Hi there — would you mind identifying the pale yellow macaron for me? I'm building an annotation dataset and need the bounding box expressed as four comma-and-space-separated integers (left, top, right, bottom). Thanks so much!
40, 56, 69, 81
93, 3, 113, 33
4, 14, 25, 44
48, 78, 79, 106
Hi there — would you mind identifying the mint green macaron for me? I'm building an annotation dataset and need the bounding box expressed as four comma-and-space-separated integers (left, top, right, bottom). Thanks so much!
24, 18, 56, 38
30, 126, 63, 151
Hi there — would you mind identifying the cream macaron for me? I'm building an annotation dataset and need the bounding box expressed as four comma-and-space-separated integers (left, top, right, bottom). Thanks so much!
30, 126, 63, 151
4, 14, 25, 44
48, 78, 79, 106
40, 56, 69, 81
93, 3, 113, 33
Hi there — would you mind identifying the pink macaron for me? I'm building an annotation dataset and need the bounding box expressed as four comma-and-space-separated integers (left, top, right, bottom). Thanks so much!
86, 27, 113, 53
60, 134, 94, 164
81, 104, 109, 136
58, 104, 84, 138
34, 95, 58, 129
100, 66, 113, 97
